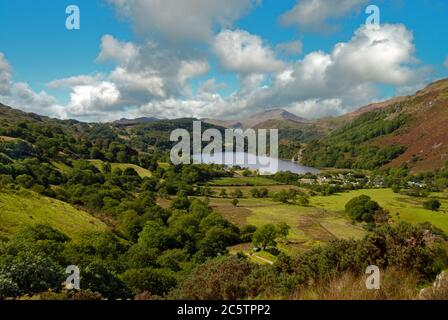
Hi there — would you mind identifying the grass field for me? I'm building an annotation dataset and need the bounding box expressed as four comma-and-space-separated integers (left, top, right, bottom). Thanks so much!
207, 197, 365, 255
51, 160, 152, 178
0, 188, 107, 241
210, 176, 282, 186
88, 160, 152, 178
310, 189, 448, 232
216, 187, 448, 259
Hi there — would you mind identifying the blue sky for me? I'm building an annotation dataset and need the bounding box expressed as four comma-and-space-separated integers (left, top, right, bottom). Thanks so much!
0, 0, 447, 121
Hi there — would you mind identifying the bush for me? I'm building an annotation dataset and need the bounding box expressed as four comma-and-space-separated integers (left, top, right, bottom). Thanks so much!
178, 256, 254, 300
345, 195, 381, 223
120, 268, 177, 296
423, 199, 441, 211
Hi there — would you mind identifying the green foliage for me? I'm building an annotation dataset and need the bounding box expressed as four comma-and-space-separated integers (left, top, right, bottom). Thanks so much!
424, 199, 442, 211
178, 256, 253, 300
252, 224, 278, 250
302, 108, 409, 169
345, 195, 381, 223
121, 268, 177, 296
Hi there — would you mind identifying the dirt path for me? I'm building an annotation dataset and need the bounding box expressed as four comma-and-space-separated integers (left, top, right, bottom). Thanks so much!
251, 254, 274, 265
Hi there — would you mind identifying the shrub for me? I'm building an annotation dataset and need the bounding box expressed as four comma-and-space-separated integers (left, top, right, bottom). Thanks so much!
423, 199, 441, 211
345, 195, 381, 223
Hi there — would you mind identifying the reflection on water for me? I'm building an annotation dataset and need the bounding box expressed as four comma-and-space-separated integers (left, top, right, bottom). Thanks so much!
192, 152, 319, 175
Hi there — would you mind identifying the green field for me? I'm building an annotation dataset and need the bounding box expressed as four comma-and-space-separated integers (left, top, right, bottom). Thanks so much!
0, 189, 107, 241
310, 189, 448, 232
88, 160, 152, 177
210, 176, 282, 186
217, 187, 448, 259
208, 196, 365, 255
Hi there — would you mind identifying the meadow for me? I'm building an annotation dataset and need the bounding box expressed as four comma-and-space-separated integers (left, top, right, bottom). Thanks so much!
310, 189, 448, 232
0, 188, 107, 241
208, 186, 448, 263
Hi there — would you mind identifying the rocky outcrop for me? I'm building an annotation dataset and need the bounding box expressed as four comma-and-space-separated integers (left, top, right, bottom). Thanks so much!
419, 271, 448, 300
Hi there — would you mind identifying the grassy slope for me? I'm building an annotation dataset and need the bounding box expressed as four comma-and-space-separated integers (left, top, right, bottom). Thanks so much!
310, 188, 448, 232
88, 160, 152, 177
0, 188, 107, 241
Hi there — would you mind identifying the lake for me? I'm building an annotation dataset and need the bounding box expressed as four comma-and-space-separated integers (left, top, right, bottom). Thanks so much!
192, 152, 319, 175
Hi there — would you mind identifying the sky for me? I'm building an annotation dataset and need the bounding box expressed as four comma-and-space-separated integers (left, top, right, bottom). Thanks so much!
0, 0, 447, 122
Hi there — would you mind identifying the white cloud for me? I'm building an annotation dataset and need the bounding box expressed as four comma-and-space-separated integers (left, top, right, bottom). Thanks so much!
67, 82, 121, 116
286, 98, 345, 119
178, 60, 210, 86
47, 35, 210, 120
0, 53, 65, 117
213, 29, 285, 74
47, 74, 103, 88
96, 34, 139, 65
0, 53, 12, 95
234, 24, 425, 118
107, 0, 259, 43
327, 24, 419, 87
5, 17, 427, 123
109, 67, 166, 98
276, 40, 303, 56
280, 0, 367, 33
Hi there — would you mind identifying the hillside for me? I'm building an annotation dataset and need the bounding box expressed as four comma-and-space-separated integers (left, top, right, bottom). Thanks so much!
0, 188, 107, 241
114, 117, 160, 126
301, 79, 448, 172
203, 108, 309, 129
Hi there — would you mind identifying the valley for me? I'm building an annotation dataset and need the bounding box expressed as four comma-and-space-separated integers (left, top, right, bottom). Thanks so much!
1, 79, 448, 300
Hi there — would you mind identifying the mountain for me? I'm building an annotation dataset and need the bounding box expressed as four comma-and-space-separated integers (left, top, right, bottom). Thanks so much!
203, 108, 308, 129
114, 117, 160, 126
301, 79, 448, 172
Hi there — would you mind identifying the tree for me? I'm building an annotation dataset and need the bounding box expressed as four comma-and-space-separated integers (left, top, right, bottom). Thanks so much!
252, 224, 278, 250
250, 188, 260, 198
16, 174, 35, 188
272, 190, 290, 204
231, 198, 239, 207
231, 189, 244, 199
81, 263, 132, 299
120, 268, 177, 296
276, 222, 290, 241
345, 195, 381, 223
423, 199, 441, 211
178, 256, 253, 300
240, 225, 257, 242
0, 254, 64, 297
138, 221, 168, 250
219, 189, 228, 198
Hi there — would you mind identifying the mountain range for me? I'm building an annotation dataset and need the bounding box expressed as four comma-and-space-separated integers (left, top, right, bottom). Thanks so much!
202, 109, 309, 129
1, 78, 448, 172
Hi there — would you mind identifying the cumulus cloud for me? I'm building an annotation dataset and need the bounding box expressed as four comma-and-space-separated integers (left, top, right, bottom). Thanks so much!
41, 22, 426, 122
68, 81, 121, 116
280, 0, 367, 33
231, 24, 425, 118
107, 0, 259, 43
0, 53, 65, 117
276, 40, 303, 56
213, 29, 285, 74
96, 34, 139, 65
49, 35, 210, 120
